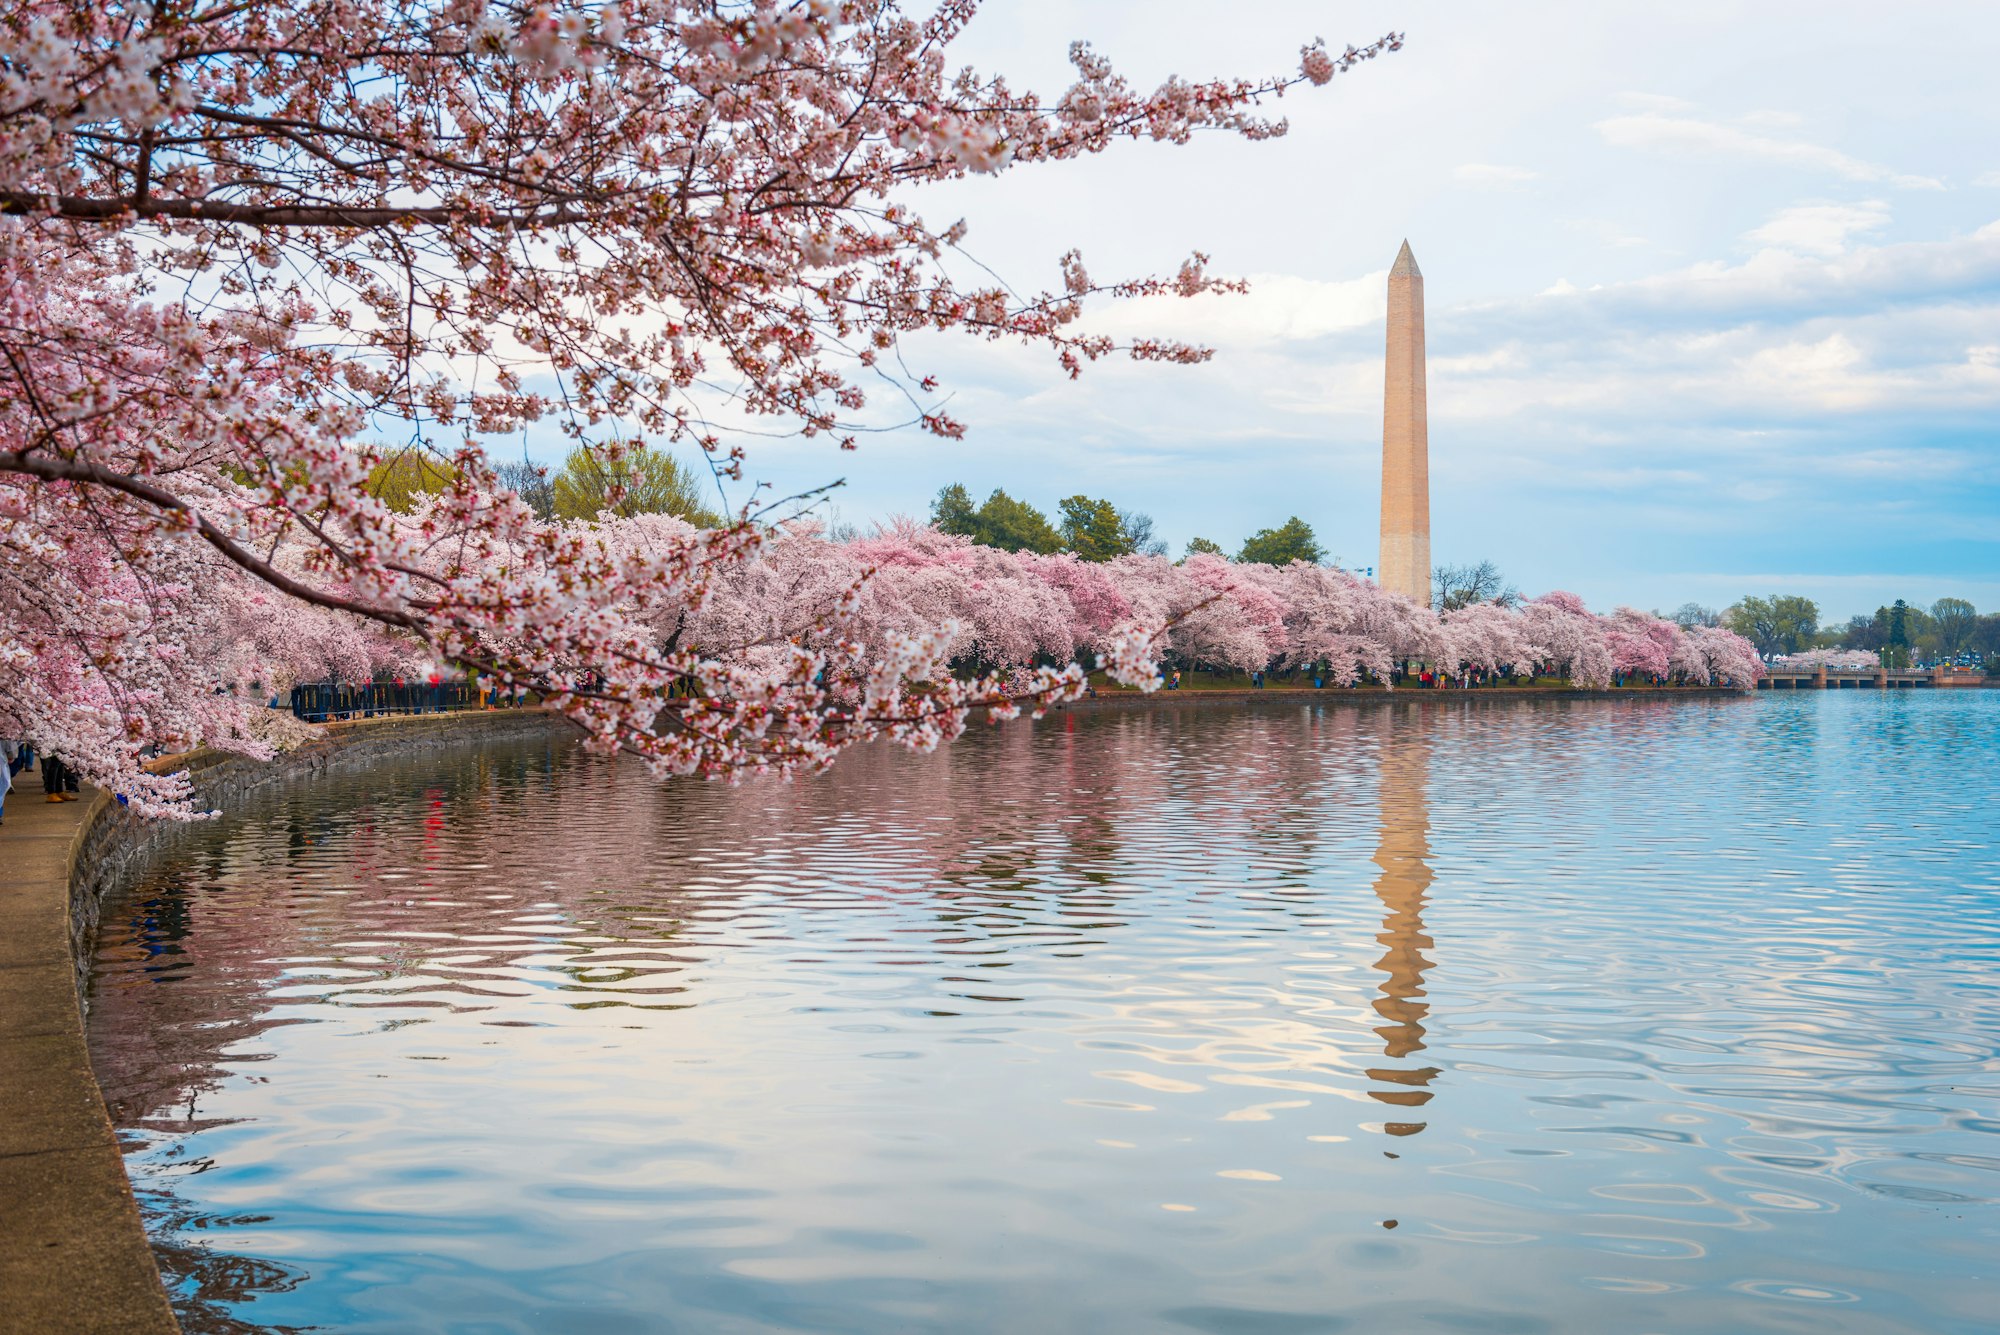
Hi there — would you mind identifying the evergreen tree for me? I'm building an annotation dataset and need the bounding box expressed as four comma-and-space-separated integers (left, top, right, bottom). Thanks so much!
1886, 599, 1911, 668
973, 489, 1063, 554
1183, 537, 1225, 561
930, 483, 979, 537
1236, 517, 1325, 567
1058, 495, 1128, 561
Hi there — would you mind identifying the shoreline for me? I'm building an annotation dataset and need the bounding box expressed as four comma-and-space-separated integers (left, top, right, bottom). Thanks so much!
1, 683, 1951, 1330
0, 709, 569, 1335
1055, 685, 1753, 711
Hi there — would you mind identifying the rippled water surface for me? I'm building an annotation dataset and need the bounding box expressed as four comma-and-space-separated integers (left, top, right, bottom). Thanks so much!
88, 693, 2000, 1334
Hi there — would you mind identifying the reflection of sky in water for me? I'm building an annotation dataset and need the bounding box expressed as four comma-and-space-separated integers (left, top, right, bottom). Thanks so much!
89, 693, 2000, 1334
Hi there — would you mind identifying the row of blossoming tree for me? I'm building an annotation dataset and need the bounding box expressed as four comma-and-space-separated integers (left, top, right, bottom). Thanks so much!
0, 1, 1758, 822
1, 0, 1416, 816
579, 512, 1765, 695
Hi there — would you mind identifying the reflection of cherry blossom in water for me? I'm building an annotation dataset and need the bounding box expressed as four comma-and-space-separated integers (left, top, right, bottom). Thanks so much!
87, 694, 2000, 1335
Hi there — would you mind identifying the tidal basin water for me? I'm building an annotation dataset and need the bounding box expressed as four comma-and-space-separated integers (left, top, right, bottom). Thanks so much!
88, 693, 2000, 1334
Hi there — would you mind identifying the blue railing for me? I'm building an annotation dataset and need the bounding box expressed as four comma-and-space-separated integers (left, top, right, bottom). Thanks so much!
289, 682, 481, 722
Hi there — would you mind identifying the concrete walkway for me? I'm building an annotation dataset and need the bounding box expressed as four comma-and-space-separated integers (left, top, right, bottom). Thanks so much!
0, 779, 178, 1334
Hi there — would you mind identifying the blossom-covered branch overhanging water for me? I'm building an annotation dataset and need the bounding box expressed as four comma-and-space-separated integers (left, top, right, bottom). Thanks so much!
0, 1, 1736, 820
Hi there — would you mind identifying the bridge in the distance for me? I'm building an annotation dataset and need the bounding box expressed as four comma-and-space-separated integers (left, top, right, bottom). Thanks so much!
1758, 665, 1988, 690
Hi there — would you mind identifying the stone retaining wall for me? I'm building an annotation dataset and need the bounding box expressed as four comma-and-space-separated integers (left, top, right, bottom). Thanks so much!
0, 708, 569, 1335
67, 709, 570, 1009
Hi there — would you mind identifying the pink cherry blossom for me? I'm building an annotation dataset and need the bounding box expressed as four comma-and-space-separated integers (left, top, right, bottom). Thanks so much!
0, 4, 1399, 808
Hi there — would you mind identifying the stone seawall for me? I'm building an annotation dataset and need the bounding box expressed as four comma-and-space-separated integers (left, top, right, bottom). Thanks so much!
67, 709, 571, 1009
0, 708, 570, 1335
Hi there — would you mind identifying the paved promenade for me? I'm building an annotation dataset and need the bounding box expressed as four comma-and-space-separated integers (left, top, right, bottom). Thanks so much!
0, 781, 179, 1334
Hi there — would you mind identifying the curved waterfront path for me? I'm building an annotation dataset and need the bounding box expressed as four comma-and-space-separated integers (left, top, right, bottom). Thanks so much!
2, 710, 569, 1333
0, 783, 178, 1334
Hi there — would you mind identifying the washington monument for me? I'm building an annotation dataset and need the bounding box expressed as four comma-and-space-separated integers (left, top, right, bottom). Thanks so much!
1379, 240, 1431, 607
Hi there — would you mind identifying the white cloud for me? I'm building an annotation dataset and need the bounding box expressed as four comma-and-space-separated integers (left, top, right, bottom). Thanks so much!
1541, 219, 2000, 321
1454, 163, 1540, 187
1617, 91, 1695, 112
1565, 217, 1649, 249
1746, 200, 1891, 257
1076, 271, 1384, 349
719, 3, 2000, 616
1595, 112, 1945, 190
1815, 449, 1977, 480
1431, 345, 1530, 375
1735, 333, 1879, 409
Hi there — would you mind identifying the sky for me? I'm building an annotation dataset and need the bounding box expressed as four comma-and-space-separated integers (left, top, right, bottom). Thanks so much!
562, 2, 2000, 623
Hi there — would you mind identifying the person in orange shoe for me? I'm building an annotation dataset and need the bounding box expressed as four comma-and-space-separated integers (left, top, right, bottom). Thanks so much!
41, 752, 80, 802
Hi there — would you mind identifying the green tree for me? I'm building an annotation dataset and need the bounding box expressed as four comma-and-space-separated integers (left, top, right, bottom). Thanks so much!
1884, 599, 1912, 669
551, 444, 722, 525
1183, 537, 1225, 561
1930, 597, 1978, 660
1058, 495, 1128, 561
365, 450, 459, 513
1971, 613, 2000, 669
1724, 594, 1820, 657
1904, 603, 1939, 663
1236, 517, 1325, 567
930, 482, 979, 537
970, 489, 1062, 553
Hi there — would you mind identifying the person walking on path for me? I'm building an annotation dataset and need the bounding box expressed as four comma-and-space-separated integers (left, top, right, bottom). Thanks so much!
0, 739, 14, 825
41, 752, 80, 802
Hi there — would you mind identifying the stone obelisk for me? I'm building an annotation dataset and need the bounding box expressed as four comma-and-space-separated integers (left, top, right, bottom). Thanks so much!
1380, 240, 1431, 606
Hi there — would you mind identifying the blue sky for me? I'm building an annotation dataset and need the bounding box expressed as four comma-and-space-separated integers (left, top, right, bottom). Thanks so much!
542, 2, 2000, 623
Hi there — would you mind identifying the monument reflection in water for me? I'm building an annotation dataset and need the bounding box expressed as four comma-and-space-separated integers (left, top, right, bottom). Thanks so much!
88, 694, 2000, 1335
1367, 736, 1438, 1143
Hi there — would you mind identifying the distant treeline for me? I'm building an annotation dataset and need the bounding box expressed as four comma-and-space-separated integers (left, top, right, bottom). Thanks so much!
930, 484, 1325, 567
1677, 595, 1999, 666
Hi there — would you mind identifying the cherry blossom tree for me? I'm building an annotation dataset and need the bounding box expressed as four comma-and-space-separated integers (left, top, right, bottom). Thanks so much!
1438, 600, 1526, 679
1239, 560, 1390, 685
0, 1, 1401, 809
1603, 606, 1680, 682
514, 507, 1771, 730
1771, 648, 1878, 671
1518, 591, 1614, 690
1675, 624, 1765, 688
